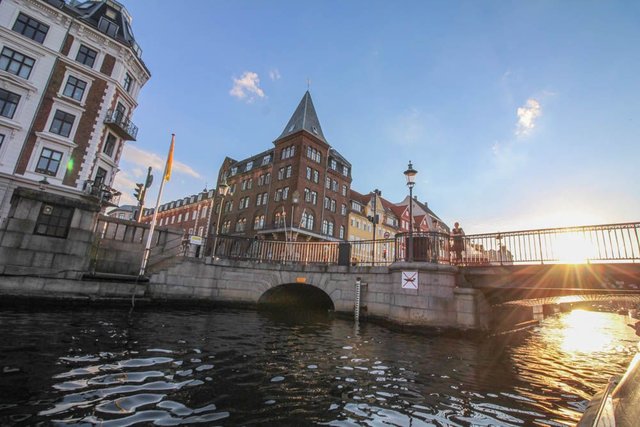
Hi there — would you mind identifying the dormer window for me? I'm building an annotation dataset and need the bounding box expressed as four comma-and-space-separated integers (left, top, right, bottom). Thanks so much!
105, 8, 117, 19
98, 16, 119, 38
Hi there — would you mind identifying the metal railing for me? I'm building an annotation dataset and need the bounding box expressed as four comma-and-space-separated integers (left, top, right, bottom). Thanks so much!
461, 222, 640, 265
84, 180, 121, 207
104, 109, 138, 140
200, 223, 640, 267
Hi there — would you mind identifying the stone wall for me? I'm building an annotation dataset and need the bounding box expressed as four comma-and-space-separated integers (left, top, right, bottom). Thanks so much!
147, 259, 490, 330
0, 188, 98, 279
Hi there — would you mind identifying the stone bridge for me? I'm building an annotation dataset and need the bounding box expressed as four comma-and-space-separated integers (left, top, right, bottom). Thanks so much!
148, 259, 489, 331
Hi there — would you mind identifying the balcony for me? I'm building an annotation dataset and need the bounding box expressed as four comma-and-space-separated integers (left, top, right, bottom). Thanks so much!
104, 109, 138, 141
84, 180, 121, 207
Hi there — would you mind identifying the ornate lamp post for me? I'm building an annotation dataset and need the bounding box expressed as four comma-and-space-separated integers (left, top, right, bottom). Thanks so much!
212, 178, 230, 260
291, 190, 300, 242
404, 161, 417, 262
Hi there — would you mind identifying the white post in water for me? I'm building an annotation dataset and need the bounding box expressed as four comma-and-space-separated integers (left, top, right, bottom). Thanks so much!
354, 277, 362, 322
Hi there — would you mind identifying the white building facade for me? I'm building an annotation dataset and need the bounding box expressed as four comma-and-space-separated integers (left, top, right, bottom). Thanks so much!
0, 0, 149, 225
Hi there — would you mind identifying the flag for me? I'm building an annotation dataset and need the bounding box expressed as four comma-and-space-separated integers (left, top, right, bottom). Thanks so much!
164, 134, 175, 181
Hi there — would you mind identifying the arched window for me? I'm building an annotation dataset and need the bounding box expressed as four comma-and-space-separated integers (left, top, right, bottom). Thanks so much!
254, 215, 265, 230
301, 212, 314, 230
235, 218, 247, 232
322, 220, 334, 236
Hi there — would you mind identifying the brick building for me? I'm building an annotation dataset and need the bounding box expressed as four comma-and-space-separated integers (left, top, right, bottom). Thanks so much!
140, 188, 216, 240
214, 91, 352, 242
0, 0, 149, 228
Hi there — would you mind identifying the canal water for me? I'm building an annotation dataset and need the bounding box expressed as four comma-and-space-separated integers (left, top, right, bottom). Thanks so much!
0, 305, 637, 426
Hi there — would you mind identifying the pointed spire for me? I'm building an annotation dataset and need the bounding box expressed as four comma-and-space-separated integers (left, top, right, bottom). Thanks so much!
276, 91, 327, 143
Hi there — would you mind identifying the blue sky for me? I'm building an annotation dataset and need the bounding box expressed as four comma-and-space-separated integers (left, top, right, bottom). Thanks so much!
113, 0, 640, 234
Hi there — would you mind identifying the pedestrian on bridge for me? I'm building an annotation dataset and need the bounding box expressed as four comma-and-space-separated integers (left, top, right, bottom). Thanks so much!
451, 222, 465, 265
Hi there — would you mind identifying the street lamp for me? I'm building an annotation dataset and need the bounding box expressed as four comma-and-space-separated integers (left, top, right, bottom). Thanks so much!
404, 161, 417, 262
212, 177, 230, 260
291, 190, 300, 242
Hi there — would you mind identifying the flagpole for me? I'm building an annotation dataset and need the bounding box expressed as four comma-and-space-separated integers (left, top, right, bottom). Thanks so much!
139, 134, 174, 277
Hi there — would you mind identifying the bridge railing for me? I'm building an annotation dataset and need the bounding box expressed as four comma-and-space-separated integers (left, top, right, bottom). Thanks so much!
196, 222, 640, 267
461, 222, 640, 265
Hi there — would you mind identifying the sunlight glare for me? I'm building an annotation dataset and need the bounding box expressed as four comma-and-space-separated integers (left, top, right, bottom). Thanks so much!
560, 309, 614, 353
553, 233, 597, 264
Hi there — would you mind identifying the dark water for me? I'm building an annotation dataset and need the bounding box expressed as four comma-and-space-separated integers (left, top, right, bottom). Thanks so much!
0, 305, 637, 426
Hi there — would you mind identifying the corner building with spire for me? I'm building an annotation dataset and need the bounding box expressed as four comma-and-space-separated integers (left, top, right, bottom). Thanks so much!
214, 91, 352, 242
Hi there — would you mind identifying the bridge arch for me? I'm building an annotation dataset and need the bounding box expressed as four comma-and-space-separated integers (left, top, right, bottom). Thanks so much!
258, 283, 335, 311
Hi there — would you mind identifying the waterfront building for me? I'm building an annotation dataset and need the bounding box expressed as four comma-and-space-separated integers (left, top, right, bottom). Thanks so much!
0, 0, 149, 278
105, 203, 136, 220
0, 0, 149, 224
214, 91, 353, 242
140, 188, 216, 240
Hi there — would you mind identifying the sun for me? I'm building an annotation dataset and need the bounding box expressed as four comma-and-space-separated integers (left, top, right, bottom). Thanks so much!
553, 233, 597, 264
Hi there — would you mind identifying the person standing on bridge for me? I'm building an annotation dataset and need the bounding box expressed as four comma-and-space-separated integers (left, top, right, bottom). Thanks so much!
451, 222, 465, 265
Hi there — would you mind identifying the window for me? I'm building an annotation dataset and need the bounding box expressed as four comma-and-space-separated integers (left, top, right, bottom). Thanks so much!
312, 170, 319, 183
341, 204, 347, 216
330, 159, 337, 170
224, 200, 233, 212
324, 197, 330, 209
62, 75, 87, 101
262, 193, 268, 205
49, 110, 75, 137
34, 203, 73, 238
178, 213, 182, 222
282, 187, 289, 200
325, 177, 331, 189
201, 206, 207, 218
332, 180, 338, 192
265, 173, 271, 184
339, 226, 345, 239
94, 167, 107, 187
12, 13, 49, 44
254, 215, 265, 230
123, 73, 133, 92
306, 167, 311, 180
198, 226, 204, 236
0, 134, 4, 151
0, 88, 20, 119
258, 174, 265, 186
76, 44, 97, 67
103, 134, 116, 157
275, 212, 285, 227
342, 185, 347, 196
322, 220, 334, 236
330, 199, 336, 212
281, 145, 295, 159
275, 189, 282, 202
98, 16, 119, 37
262, 154, 271, 165
192, 210, 197, 220
342, 165, 349, 176
301, 212, 314, 230
0, 47, 35, 79
241, 179, 248, 191
307, 146, 321, 163
278, 167, 285, 180
235, 218, 247, 232
230, 166, 237, 176
246, 160, 253, 170
310, 191, 317, 205
285, 165, 292, 178
36, 147, 63, 176
221, 220, 231, 233
115, 102, 126, 121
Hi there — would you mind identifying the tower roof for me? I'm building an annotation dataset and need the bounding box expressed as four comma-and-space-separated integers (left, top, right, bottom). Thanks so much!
276, 91, 327, 143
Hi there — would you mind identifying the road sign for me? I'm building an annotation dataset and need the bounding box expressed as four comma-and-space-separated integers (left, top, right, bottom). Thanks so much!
189, 236, 203, 245
401, 271, 418, 289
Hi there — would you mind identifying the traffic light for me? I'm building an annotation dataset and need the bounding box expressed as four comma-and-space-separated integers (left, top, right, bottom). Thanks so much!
133, 183, 144, 201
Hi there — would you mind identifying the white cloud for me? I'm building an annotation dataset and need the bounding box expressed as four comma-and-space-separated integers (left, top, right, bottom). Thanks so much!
229, 71, 265, 102
516, 98, 541, 137
120, 145, 202, 179
112, 170, 138, 206
269, 69, 281, 81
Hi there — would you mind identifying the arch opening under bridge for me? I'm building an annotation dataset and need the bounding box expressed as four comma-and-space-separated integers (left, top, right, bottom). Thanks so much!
258, 283, 335, 312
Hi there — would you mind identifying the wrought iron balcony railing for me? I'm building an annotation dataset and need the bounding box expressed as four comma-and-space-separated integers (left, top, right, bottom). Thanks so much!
104, 109, 138, 141
84, 180, 121, 207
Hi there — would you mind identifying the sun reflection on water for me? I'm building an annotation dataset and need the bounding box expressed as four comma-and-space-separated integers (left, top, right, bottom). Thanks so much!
559, 309, 616, 353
